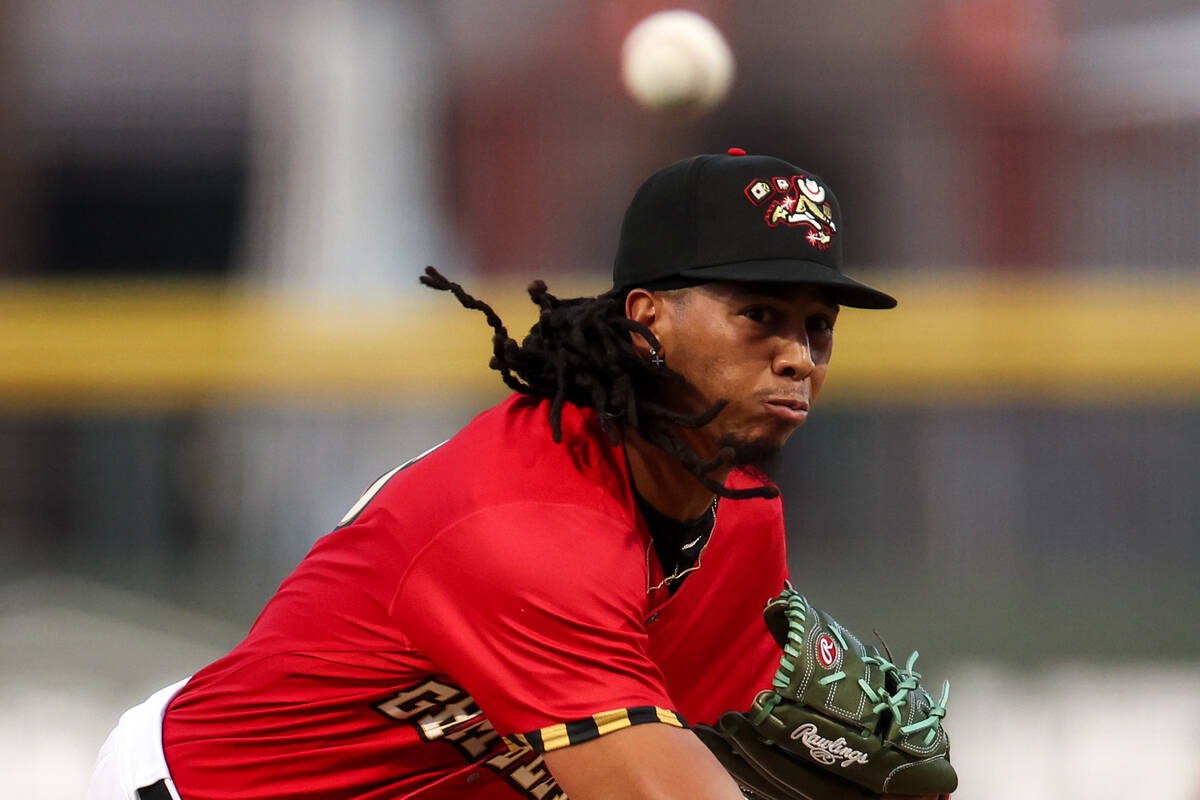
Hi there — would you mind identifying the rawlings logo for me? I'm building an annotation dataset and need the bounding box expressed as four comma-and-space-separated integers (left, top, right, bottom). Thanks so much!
743, 175, 837, 250
816, 633, 838, 668
790, 723, 870, 768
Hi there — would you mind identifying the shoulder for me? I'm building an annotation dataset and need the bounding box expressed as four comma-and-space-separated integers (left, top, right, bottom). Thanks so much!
381, 394, 631, 514
401, 499, 648, 601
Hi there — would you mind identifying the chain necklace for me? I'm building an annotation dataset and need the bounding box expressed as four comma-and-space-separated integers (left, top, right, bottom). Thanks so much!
648, 496, 719, 591
680, 496, 719, 552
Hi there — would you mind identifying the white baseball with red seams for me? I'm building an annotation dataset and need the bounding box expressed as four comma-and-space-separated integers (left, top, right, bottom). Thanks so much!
621, 10, 735, 112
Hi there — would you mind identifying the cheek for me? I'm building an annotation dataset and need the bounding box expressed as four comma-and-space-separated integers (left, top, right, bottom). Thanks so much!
810, 364, 829, 400
663, 339, 729, 406
688, 356, 734, 402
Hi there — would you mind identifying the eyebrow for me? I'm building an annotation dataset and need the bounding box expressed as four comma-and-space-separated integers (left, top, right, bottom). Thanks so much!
723, 285, 840, 310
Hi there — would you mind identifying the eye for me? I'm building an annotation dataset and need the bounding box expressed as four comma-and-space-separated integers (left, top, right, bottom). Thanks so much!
741, 306, 774, 324
807, 315, 835, 335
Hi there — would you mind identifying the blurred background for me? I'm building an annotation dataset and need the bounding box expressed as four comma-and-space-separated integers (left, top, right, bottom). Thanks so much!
1, 1, 1198, 797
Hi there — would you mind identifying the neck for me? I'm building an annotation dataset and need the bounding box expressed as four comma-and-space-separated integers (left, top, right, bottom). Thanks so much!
623, 427, 726, 521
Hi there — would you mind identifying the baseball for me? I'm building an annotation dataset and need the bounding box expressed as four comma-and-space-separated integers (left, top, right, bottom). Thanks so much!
621, 10, 735, 113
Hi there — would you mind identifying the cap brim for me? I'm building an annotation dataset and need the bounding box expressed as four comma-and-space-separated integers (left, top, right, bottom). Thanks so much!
677, 259, 897, 309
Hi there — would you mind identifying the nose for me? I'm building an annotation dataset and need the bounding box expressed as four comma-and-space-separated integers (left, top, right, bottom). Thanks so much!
773, 331, 815, 380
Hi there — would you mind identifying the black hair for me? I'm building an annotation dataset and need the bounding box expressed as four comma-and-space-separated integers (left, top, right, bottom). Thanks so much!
420, 267, 777, 500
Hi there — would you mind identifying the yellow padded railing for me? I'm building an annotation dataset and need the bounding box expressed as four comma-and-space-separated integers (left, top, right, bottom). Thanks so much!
1, 273, 1197, 410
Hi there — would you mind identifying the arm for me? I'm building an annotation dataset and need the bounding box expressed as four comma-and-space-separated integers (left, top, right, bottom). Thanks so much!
544, 723, 947, 800
544, 722, 745, 800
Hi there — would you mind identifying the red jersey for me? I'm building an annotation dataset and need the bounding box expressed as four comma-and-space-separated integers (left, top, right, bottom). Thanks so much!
162, 394, 788, 799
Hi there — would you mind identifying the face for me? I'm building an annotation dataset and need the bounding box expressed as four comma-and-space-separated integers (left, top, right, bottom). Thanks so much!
627, 281, 838, 462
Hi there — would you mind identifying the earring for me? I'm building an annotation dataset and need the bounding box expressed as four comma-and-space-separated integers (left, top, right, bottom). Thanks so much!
648, 346, 665, 367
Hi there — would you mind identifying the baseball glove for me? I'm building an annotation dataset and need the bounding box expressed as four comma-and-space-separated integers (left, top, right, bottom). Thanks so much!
695, 586, 956, 800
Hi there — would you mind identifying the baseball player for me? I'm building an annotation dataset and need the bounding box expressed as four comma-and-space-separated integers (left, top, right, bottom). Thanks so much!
87, 151, 940, 800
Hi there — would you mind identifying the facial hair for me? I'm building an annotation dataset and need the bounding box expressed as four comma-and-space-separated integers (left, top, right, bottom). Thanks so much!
716, 433, 783, 481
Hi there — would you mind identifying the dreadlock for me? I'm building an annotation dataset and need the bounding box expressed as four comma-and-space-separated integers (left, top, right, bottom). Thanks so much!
420, 266, 778, 501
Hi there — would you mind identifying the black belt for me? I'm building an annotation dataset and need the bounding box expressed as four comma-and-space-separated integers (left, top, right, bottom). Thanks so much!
138, 779, 173, 800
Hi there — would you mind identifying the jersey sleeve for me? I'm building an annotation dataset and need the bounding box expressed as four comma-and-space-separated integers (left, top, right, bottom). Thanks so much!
392, 500, 681, 752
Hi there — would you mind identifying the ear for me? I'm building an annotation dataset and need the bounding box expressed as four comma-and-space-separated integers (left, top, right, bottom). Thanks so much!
625, 288, 662, 357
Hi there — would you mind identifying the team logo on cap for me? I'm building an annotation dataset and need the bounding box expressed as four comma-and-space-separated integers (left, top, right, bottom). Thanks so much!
744, 175, 837, 250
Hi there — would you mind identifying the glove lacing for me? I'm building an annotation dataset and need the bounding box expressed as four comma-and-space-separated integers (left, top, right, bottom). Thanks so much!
751, 588, 950, 746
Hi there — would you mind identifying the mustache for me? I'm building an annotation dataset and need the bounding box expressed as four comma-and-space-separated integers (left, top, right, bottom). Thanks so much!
752, 387, 809, 405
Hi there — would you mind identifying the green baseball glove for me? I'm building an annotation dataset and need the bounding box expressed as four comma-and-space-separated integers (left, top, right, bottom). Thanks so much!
695, 586, 957, 800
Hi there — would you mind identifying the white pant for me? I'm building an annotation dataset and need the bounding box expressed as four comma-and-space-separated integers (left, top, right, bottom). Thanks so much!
85, 679, 190, 800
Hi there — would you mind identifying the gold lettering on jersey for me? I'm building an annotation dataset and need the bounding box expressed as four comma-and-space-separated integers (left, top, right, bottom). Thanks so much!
376, 679, 482, 735
375, 678, 499, 758
446, 718, 501, 759
485, 749, 566, 800
375, 678, 566, 800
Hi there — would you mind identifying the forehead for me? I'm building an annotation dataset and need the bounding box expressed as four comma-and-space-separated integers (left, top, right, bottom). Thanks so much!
686, 281, 839, 309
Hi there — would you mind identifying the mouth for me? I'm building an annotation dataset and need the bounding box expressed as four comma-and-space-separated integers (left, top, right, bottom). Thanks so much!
762, 396, 810, 423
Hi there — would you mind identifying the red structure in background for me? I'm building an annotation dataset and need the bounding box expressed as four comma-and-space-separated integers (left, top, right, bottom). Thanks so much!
925, 0, 1067, 269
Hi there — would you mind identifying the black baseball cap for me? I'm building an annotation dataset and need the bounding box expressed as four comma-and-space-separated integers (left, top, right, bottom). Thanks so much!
612, 150, 896, 309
